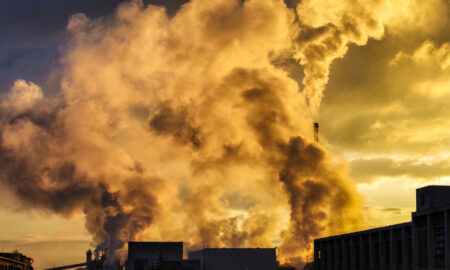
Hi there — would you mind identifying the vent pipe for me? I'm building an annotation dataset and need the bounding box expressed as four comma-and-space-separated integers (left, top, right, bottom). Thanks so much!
313, 122, 319, 143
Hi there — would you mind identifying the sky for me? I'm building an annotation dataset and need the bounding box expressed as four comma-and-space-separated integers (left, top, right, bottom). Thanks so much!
0, 0, 449, 269
318, 1, 450, 225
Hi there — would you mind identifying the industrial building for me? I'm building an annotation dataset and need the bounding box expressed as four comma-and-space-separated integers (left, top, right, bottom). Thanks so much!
125, 242, 197, 270
52, 242, 278, 270
313, 185, 450, 270
0, 252, 33, 270
124, 242, 277, 270
189, 248, 277, 270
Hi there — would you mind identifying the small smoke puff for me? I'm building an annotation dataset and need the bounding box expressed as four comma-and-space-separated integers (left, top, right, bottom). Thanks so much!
67, 13, 90, 31
389, 41, 450, 70
2, 80, 43, 114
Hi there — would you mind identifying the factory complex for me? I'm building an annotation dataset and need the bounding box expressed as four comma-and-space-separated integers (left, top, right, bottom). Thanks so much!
7, 185, 450, 270
88, 242, 277, 270
314, 185, 450, 270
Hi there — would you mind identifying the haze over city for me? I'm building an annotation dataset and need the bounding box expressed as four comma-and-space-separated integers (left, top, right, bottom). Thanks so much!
0, 0, 449, 269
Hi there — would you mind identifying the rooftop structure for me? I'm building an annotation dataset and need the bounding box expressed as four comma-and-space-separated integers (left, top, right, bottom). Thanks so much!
125, 242, 199, 270
0, 251, 33, 270
189, 248, 277, 270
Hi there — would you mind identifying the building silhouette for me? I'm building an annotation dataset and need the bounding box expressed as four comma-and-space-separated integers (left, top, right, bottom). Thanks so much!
51, 242, 279, 270
125, 242, 192, 270
124, 242, 277, 270
189, 248, 277, 270
0, 251, 33, 270
313, 185, 450, 270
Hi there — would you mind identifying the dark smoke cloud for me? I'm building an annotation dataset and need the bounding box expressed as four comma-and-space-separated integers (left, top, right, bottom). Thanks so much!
0, 0, 410, 267
0, 82, 160, 264
277, 137, 360, 263
149, 105, 202, 148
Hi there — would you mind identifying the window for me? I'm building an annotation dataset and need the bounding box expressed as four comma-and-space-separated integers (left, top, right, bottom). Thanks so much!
374, 243, 380, 264
435, 226, 445, 268
396, 240, 403, 263
408, 238, 412, 262
330, 246, 335, 266
420, 195, 425, 206
365, 243, 370, 266
385, 241, 391, 264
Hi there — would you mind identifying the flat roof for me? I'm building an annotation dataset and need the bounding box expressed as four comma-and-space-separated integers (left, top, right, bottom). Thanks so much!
0, 256, 26, 265
189, 248, 277, 256
417, 185, 450, 191
315, 222, 412, 241
129, 241, 183, 245
194, 248, 275, 250
0, 253, 32, 260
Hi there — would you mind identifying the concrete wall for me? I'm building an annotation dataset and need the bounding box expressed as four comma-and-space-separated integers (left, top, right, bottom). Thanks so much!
412, 210, 449, 270
126, 242, 183, 270
314, 210, 450, 270
314, 223, 412, 270
416, 186, 450, 213
189, 248, 276, 270
181, 260, 200, 270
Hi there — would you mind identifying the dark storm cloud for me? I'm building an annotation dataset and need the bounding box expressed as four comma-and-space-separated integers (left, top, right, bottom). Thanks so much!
0, 0, 188, 89
0, 0, 187, 39
0, 0, 120, 87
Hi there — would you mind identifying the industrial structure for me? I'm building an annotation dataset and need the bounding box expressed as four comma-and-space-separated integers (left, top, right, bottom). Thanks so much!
124, 242, 278, 270
125, 242, 192, 270
0, 251, 33, 270
189, 248, 277, 270
47, 242, 279, 270
313, 185, 450, 270
313, 123, 319, 143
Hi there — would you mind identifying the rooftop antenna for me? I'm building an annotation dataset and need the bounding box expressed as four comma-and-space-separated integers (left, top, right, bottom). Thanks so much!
313, 122, 319, 143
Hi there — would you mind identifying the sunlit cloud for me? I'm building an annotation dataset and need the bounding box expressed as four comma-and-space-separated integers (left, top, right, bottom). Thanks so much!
0, 0, 449, 268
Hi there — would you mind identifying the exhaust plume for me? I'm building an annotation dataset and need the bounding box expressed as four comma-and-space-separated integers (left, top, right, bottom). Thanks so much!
0, 0, 403, 267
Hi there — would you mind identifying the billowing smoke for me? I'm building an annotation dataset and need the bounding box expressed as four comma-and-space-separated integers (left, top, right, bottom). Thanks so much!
0, 80, 160, 263
292, 0, 387, 110
0, 0, 399, 267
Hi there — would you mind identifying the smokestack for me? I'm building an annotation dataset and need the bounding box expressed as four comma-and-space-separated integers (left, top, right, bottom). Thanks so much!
86, 250, 92, 270
313, 122, 319, 143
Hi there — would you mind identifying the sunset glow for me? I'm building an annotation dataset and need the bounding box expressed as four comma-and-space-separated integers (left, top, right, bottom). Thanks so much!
0, 0, 449, 269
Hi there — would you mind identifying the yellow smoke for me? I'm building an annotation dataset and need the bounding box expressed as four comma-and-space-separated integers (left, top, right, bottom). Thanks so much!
0, 0, 426, 267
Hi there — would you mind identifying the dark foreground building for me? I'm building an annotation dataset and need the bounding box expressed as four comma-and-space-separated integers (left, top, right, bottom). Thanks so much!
314, 185, 450, 270
125, 242, 198, 270
124, 242, 277, 270
0, 252, 33, 270
189, 248, 277, 270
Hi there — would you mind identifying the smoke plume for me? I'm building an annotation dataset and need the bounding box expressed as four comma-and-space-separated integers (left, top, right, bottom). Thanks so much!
0, 0, 403, 267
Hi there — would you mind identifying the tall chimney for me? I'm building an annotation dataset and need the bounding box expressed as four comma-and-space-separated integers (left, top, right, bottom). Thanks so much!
86, 250, 92, 270
314, 122, 319, 143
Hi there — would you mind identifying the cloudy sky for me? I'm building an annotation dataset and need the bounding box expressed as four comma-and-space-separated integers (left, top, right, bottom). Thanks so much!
0, 1, 188, 267
319, 0, 450, 225
0, 0, 449, 268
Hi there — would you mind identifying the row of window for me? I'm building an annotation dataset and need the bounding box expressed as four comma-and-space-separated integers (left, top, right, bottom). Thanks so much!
435, 226, 445, 268
316, 238, 413, 265
0, 264, 24, 270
